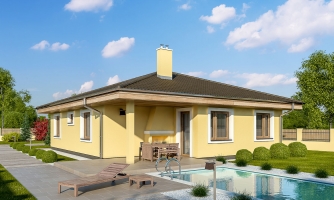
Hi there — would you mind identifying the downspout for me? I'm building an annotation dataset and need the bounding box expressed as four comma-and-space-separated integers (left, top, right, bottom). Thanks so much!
280, 103, 294, 143
83, 98, 103, 159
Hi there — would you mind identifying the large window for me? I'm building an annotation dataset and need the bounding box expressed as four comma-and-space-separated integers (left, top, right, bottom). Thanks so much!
83, 112, 90, 140
53, 113, 60, 138
256, 113, 270, 139
211, 111, 229, 141
80, 110, 92, 142
208, 108, 234, 144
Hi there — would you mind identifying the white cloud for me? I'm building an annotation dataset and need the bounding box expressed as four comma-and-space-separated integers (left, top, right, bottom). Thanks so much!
102, 37, 135, 58
90, 72, 96, 77
207, 26, 215, 33
185, 71, 206, 77
288, 37, 315, 53
226, 0, 334, 52
237, 73, 297, 88
53, 81, 94, 100
100, 15, 105, 22
179, 3, 191, 10
106, 75, 121, 85
242, 3, 250, 13
31, 40, 50, 50
200, 4, 236, 24
209, 70, 229, 78
64, 0, 113, 12
50, 42, 70, 51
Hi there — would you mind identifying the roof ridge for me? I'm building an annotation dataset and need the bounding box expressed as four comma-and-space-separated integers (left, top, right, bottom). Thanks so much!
173, 72, 299, 103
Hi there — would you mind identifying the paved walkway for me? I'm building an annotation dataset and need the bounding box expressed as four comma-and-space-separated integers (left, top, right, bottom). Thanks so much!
0, 145, 189, 200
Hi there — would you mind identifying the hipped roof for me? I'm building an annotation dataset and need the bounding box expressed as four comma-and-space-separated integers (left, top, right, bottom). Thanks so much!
36, 72, 302, 109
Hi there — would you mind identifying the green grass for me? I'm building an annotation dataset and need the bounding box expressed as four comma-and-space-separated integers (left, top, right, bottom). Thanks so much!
57, 154, 76, 162
0, 164, 36, 200
0, 141, 44, 145
247, 150, 334, 175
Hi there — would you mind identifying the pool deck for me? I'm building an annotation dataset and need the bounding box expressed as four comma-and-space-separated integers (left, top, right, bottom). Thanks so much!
54, 157, 224, 177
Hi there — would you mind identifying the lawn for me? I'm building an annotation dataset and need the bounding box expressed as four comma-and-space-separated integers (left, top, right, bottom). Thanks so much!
247, 150, 334, 175
57, 154, 76, 162
0, 141, 44, 145
0, 164, 36, 200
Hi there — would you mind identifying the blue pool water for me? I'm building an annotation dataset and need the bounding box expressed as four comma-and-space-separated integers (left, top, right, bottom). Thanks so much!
175, 168, 334, 200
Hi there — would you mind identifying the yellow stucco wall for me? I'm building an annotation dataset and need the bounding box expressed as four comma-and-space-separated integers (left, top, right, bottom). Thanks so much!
50, 104, 283, 159
50, 108, 102, 157
191, 106, 282, 158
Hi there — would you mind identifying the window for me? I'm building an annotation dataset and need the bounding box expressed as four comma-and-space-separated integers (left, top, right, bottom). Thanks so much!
211, 111, 229, 140
256, 113, 270, 139
83, 112, 90, 140
53, 113, 61, 138
207, 108, 234, 144
67, 112, 74, 125
80, 109, 92, 142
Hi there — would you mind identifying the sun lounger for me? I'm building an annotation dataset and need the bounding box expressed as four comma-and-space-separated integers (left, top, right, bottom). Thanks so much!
58, 163, 130, 197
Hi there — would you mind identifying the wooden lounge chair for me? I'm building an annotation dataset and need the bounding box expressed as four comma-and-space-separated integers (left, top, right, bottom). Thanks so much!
58, 163, 130, 197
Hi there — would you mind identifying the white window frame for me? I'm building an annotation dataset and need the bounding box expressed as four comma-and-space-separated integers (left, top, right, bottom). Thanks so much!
207, 108, 234, 144
175, 108, 193, 157
80, 109, 92, 143
67, 111, 74, 126
254, 110, 275, 142
53, 113, 61, 138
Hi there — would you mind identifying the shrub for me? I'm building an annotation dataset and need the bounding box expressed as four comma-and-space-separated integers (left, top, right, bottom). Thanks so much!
253, 147, 270, 160
286, 165, 299, 174
315, 169, 328, 178
270, 143, 290, 159
29, 148, 39, 156
33, 118, 49, 141
9, 142, 14, 147
236, 149, 253, 162
230, 191, 252, 200
22, 146, 31, 153
288, 142, 307, 157
190, 183, 209, 197
16, 144, 25, 151
42, 150, 58, 163
216, 155, 227, 164
36, 149, 45, 159
236, 159, 248, 167
12, 143, 19, 149
261, 162, 272, 170
2, 132, 21, 142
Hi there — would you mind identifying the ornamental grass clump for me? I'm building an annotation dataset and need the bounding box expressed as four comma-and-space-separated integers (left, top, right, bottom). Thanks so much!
230, 191, 252, 200
253, 147, 270, 160
286, 165, 299, 174
315, 169, 329, 178
22, 146, 30, 153
236, 149, 253, 162
29, 148, 38, 156
190, 183, 209, 197
42, 150, 58, 163
288, 142, 307, 157
270, 143, 290, 159
216, 155, 227, 164
36, 149, 45, 159
236, 159, 248, 167
16, 143, 25, 151
261, 162, 272, 170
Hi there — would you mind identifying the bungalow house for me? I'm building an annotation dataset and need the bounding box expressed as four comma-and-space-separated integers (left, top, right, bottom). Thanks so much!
36, 45, 303, 164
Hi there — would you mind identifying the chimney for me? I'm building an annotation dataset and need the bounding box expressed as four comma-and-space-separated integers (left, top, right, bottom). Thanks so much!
156, 44, 172, 80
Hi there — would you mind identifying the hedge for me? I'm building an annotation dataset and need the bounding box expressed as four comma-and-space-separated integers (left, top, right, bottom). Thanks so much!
253, 147, 270, 160
288, 142, 307, 157
270, 143, 290, 159
236, 149, 253, 162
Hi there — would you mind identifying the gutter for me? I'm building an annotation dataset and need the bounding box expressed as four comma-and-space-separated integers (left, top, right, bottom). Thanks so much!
83, 98, 103, 159
280, 103, 294, 143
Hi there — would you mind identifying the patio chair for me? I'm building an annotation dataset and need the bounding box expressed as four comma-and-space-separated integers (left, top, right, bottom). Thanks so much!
58, 163, 130, 197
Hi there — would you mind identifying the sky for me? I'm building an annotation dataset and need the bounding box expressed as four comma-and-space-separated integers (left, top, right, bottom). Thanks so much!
1, 0, 334, 108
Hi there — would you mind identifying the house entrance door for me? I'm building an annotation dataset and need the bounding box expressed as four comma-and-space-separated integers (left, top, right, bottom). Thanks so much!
181, 111, 190, 156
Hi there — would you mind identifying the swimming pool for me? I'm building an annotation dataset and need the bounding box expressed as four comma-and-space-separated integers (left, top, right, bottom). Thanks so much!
175, 167, 334, 200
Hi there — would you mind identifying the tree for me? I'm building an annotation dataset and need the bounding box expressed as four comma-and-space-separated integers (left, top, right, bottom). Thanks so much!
32, 117, 49, 141
44, 117, 50, 145
295, 51, 334, 129
20, 113, 31, 141
0, 67, 37, 128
